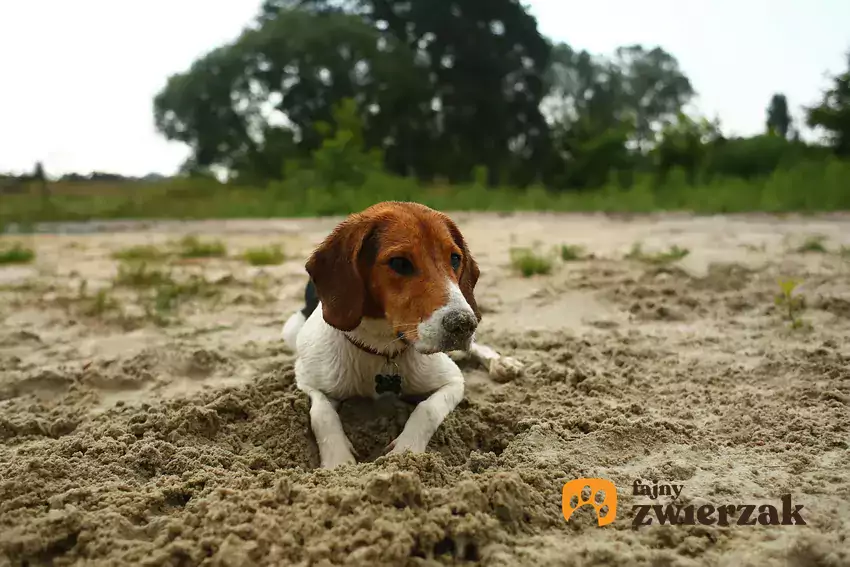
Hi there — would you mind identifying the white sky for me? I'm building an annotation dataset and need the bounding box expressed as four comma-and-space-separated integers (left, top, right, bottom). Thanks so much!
0, 0, 848, 177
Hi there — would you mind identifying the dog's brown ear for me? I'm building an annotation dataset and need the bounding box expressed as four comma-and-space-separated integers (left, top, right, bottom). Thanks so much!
305, 215, 376, 331
443, 215, 481, 322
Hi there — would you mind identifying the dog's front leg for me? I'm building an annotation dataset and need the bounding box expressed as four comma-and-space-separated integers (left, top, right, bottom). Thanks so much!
304, 387, 357, 469
468, 342, 523, 382
386, 379, 464, 455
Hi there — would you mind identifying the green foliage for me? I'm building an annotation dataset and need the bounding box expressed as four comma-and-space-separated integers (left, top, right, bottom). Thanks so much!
626, 242, 690, 265
652, 112, 722, 183
112, 244, 168, 262
144, 0, 850, 201
0, 242, 35, 265
243, 245, 286, 266
775, 278, 809, 330
82, 288, 120, 318
3, 156, 850, 225
311, 98, 385, 189
176, 235, 227, 258
806, 52, 850, 157
114, 262, 173, 288
766, 93, 793, 139
559, 244, 585, 261
151, 275, 219, 316
155, 1, 550, 186
509, 246, 554, 277
796, 235, 828, 253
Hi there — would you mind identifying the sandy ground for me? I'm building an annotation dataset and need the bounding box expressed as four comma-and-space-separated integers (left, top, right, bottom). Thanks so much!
1, 211, 849, 567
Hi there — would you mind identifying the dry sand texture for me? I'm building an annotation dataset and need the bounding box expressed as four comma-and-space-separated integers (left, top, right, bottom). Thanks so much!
1, 212, 849, 567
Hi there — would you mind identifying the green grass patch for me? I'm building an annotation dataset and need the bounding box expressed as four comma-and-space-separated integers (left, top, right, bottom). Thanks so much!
243, 244, 286, 266
177, 235, 227, 259
150, 275, 220, 315
0, 242, 35, 265
796, 235, 828, 253
509, 246, 553, 277
626, 242, 690, 265
114, 262, 173, 288
559, 244, 585, 261
112, 244, 168, 262
775, 278, 810, 330
2, 158, 850, 225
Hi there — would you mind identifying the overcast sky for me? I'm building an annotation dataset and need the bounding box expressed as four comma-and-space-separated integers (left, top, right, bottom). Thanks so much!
1, 0, 848, 177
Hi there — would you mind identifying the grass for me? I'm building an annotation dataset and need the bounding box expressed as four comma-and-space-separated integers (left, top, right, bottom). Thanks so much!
0, 242, 35, 264
841, 246, 850, 258
625, 242, 690, 265
775, 278, 809, 330
114, 262, 172, 288
796, 235, 828, 253
112, 244, 168, 262
243, 244, 286, 266
509, 246, 553, 277
81, 288, 120, 317
151, 275, 219, 315
111, 258, 222, 325
2, 158, 850, 226
559, 244, 586, 261
177, 235, 227, 259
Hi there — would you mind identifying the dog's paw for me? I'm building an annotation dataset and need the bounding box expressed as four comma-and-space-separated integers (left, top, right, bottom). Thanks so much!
489, 355, 524, 383
320, 438, 357, 469
321, 450, 356, 469
384, 435, 426, 456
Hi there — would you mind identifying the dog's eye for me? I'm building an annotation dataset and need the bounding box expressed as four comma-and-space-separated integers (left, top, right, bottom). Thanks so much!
388, 257, 415, 276
450, 253, 462, 271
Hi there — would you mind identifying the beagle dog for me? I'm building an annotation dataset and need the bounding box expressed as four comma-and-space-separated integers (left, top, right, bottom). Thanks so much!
281, 201, 522, 469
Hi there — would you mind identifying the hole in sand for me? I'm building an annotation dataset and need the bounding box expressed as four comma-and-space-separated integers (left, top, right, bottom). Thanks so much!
337, 396, 520, 466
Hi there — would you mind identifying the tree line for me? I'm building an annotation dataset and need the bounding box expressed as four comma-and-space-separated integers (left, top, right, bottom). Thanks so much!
152, 0, 850, 191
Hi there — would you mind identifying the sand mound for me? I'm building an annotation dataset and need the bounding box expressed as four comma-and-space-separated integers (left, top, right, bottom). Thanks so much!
1, 213, 849, 566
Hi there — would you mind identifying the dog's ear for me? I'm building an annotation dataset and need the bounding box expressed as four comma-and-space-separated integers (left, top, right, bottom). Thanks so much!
305, 215, 376, 331
443, 215, 481, 322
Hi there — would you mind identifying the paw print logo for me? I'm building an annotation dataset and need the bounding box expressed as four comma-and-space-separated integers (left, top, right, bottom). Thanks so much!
562, 478, 617, 526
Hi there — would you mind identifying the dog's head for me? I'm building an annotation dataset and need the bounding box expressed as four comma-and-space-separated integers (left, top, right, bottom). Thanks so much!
305, 201, 481, 353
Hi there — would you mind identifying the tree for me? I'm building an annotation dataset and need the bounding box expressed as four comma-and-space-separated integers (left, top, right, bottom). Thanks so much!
652, 112, 722, 184
154, 8, 429, 183
806, 51, 850, 156
541, 42, 693, 188
612, 45, 695, 152
766, 93, 792, 138
262, 0, 553, 185
542, 43, 635, 188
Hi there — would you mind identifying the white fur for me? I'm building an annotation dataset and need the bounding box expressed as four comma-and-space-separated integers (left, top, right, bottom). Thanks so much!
416, 280, 477, 353
281, 310, 306, 349
283, 282, 522, 469
289, 304, 465, 468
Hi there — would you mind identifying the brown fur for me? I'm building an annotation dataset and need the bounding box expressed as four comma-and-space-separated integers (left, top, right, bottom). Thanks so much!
305, 202, 480, 340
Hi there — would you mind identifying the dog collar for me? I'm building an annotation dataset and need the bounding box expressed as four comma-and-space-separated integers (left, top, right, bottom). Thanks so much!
343, 334, 408, 360
343, 334, 407, 395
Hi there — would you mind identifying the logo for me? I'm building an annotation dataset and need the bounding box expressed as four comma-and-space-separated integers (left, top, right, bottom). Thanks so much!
561, 478, 806, 528
630, 480, 806, 527
562, 478, 617, 526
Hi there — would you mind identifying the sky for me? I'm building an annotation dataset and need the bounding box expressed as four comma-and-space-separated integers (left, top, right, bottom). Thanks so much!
0, 0, 848, 178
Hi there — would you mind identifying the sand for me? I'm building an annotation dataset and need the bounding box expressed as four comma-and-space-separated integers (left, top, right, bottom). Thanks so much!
1, 211, 849, 567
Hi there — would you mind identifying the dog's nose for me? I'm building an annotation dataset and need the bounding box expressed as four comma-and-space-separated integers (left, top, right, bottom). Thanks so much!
441, 309, 477, 339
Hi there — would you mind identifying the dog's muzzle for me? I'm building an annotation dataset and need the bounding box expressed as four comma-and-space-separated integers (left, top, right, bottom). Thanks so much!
439, 309, 478, 351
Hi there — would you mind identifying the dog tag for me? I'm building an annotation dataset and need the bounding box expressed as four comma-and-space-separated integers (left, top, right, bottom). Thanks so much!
375, 373, 402, 395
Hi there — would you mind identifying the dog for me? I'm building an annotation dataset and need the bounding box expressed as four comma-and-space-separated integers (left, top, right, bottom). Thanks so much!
281, 201, 522, 469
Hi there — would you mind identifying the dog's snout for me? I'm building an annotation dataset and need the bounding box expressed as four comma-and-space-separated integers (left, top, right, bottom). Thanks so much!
442, 309, 477, 338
